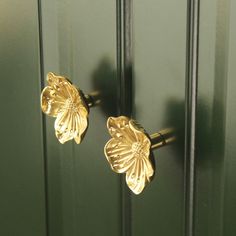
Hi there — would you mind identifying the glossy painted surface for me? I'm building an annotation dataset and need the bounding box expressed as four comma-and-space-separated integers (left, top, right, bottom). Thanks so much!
1, 1, 236, 236
132, 1, 186, 235
0, 1, 47, 235
196, 0, 236, 235
40, 1, 121, 235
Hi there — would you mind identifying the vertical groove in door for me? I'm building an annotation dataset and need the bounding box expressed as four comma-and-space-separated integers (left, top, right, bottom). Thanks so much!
37, 1, 49, 235
184, 0, 200, 236
116, 0, 133, 235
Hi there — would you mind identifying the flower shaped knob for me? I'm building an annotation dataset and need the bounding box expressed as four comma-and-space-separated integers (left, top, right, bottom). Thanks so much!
41, 72, 99, 144
104, 116, 175, 194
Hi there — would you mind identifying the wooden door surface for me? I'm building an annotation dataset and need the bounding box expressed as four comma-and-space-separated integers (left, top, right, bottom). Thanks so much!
0, 1, 236, 236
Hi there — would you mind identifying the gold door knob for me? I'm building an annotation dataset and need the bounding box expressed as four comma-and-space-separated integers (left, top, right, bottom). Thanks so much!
104, 116, 175, 194
41, 72, 99, 144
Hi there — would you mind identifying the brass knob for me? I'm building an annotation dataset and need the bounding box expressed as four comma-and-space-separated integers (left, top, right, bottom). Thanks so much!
41, 72, 99, 144
104, 116, 175, 194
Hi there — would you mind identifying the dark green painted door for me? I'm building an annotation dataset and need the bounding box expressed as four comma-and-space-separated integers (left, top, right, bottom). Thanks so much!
1, 0, 236, 236
195, 1, 236, 236
0, 1, 47, 235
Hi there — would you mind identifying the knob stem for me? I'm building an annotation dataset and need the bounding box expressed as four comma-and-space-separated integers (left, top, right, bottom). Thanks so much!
150, 128, 176, 150
84, 91, 101, 108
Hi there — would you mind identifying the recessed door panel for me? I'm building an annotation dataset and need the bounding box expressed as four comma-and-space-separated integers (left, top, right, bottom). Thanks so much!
41, 1, 120, 235
196, 0, 236, 235
0, 1, 47, 235
132, 1, 186, 235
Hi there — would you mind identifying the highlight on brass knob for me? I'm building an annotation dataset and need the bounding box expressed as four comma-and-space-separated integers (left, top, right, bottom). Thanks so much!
104, 116, 175, 194
41, 72, 99, 144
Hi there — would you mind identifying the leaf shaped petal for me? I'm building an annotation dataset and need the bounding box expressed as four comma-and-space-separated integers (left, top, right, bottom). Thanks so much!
73, 107, 89, 144
54, 110, 74, 144
107, 116, 136, 144
54, 105, 88, 144
126, 155, 154, 194
104, 138, 135, 173
129, 119, 151, 146
47, 72, 79, 101
41, 86, 65, 117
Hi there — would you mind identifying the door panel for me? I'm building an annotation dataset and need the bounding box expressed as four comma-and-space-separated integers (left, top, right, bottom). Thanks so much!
0, 1, 47, 235
1, 1, 235, 236
40, 1, 121, 235
196, 0, 236, 235
132, 1, 186, 235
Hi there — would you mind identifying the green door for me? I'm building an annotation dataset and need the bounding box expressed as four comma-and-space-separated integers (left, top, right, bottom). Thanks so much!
1, 0, 236, 236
